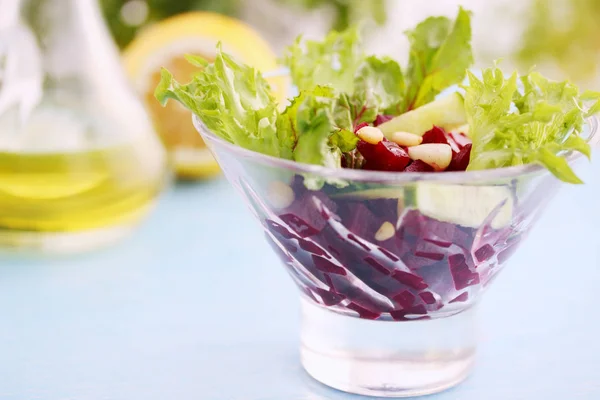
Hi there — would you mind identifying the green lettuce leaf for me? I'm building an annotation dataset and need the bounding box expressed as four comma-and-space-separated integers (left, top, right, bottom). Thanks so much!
155, 45, 290, 159
464, 66, 599, 183
282, 27, 364, 94
331, 129, 360, 152
353, 55, 405, 116
282, 87, 355, 189
278, 86, 357, 167
276, 86, 338, 160
294, 109, 338, 167
282, 8, 472, 119
405, 7, 473, 110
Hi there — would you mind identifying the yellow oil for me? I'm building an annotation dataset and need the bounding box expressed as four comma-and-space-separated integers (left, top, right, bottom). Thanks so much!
0, 140, 166, 233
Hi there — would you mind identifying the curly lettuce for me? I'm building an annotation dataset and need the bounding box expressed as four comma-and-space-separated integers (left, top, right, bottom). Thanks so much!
155, 47, 287, 159
464, 66, 600, 183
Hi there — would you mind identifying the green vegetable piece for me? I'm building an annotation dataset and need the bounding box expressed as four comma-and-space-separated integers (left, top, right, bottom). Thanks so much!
464, 65, 598, 183
536, 148, 584, 184
282, 27, 364, 94
155, 45, 289, 159
294, 109, 339, 167
379, 93, 467, 136
281, 87, 353, 166
405, 7, 474, 110
353, 55, 405, 115
415, 183, 514, 229
331, 129, 360, 153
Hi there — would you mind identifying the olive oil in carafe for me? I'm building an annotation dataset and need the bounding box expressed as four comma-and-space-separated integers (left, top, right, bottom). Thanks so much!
0, 140, 166, 235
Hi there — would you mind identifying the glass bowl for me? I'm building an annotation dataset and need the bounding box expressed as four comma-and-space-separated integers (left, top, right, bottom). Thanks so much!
194, 114, 599, 398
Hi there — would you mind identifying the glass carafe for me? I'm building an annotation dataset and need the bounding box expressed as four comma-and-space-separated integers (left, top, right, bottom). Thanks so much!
0, 0, 168, 254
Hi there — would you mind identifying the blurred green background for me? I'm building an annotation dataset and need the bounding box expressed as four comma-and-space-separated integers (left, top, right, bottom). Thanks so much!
101, 0, 600, 88
517, 0, 600, 85
101, 0, 241, 49
101, 0, 387, 49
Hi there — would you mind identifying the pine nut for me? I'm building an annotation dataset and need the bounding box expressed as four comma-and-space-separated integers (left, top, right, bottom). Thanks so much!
389, 131, 423, 147
375, 221, 396, 242
268, 181, 295, 209
408, 144, 453, 171
357, 126, 384, 145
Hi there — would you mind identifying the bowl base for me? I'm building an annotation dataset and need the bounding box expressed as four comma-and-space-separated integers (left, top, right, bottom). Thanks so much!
300, 299, 477, 398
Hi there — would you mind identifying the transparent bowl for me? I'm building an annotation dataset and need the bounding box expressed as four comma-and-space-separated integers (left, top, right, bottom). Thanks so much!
194, 115, 599, 398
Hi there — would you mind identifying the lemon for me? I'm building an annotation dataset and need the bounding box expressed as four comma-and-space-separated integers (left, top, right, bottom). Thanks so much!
122, 12, 288, 180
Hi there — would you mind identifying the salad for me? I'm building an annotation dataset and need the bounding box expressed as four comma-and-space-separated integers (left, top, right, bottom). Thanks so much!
155, 8, 600, 320
156, 7, 599, 184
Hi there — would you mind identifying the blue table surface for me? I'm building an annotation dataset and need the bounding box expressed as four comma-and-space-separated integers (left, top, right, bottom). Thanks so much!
1, 158, 599, 400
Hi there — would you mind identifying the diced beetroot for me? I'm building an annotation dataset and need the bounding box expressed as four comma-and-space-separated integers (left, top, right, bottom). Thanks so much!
393, 290, 416, 308
266, 219, 297, 240
320, 229, 416, 296
400, 211, 469, 248
280, 191, 338, 237
390, 304, 428, 321
474, 244, 495, 263
391, 270, 428, 290
358, 139, 411, 172
356, 140, 377, 159
416, 218, 475, 250
298, 237, 330, 257
449, 254, 481, 290
346, 234, 371, 252
424, 238, 453, 248
315, 207, 432, 302
404, 160, 435, 173
338, 197, 403, 257
332, 280, 395, 313
354, 122, 370, 133
422, 126, 449, 145
414, 238, 450, 258
266, 181, 525, 320
365, 257, 392, 276
399, 210, 425, 238
313, 255, 347, 275
378, 247, 400, 262
449, 292, 469, 303
410, 304, 428, 315
448, 143, 472, 172
268, 213, 395, 315
419, 291, 438, 305
338, 202, 383, 241
279, 214, 319, 238
374, 114, 394, 126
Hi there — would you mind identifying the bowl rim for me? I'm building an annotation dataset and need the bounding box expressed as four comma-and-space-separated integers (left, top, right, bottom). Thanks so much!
193, 114, 600, 184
